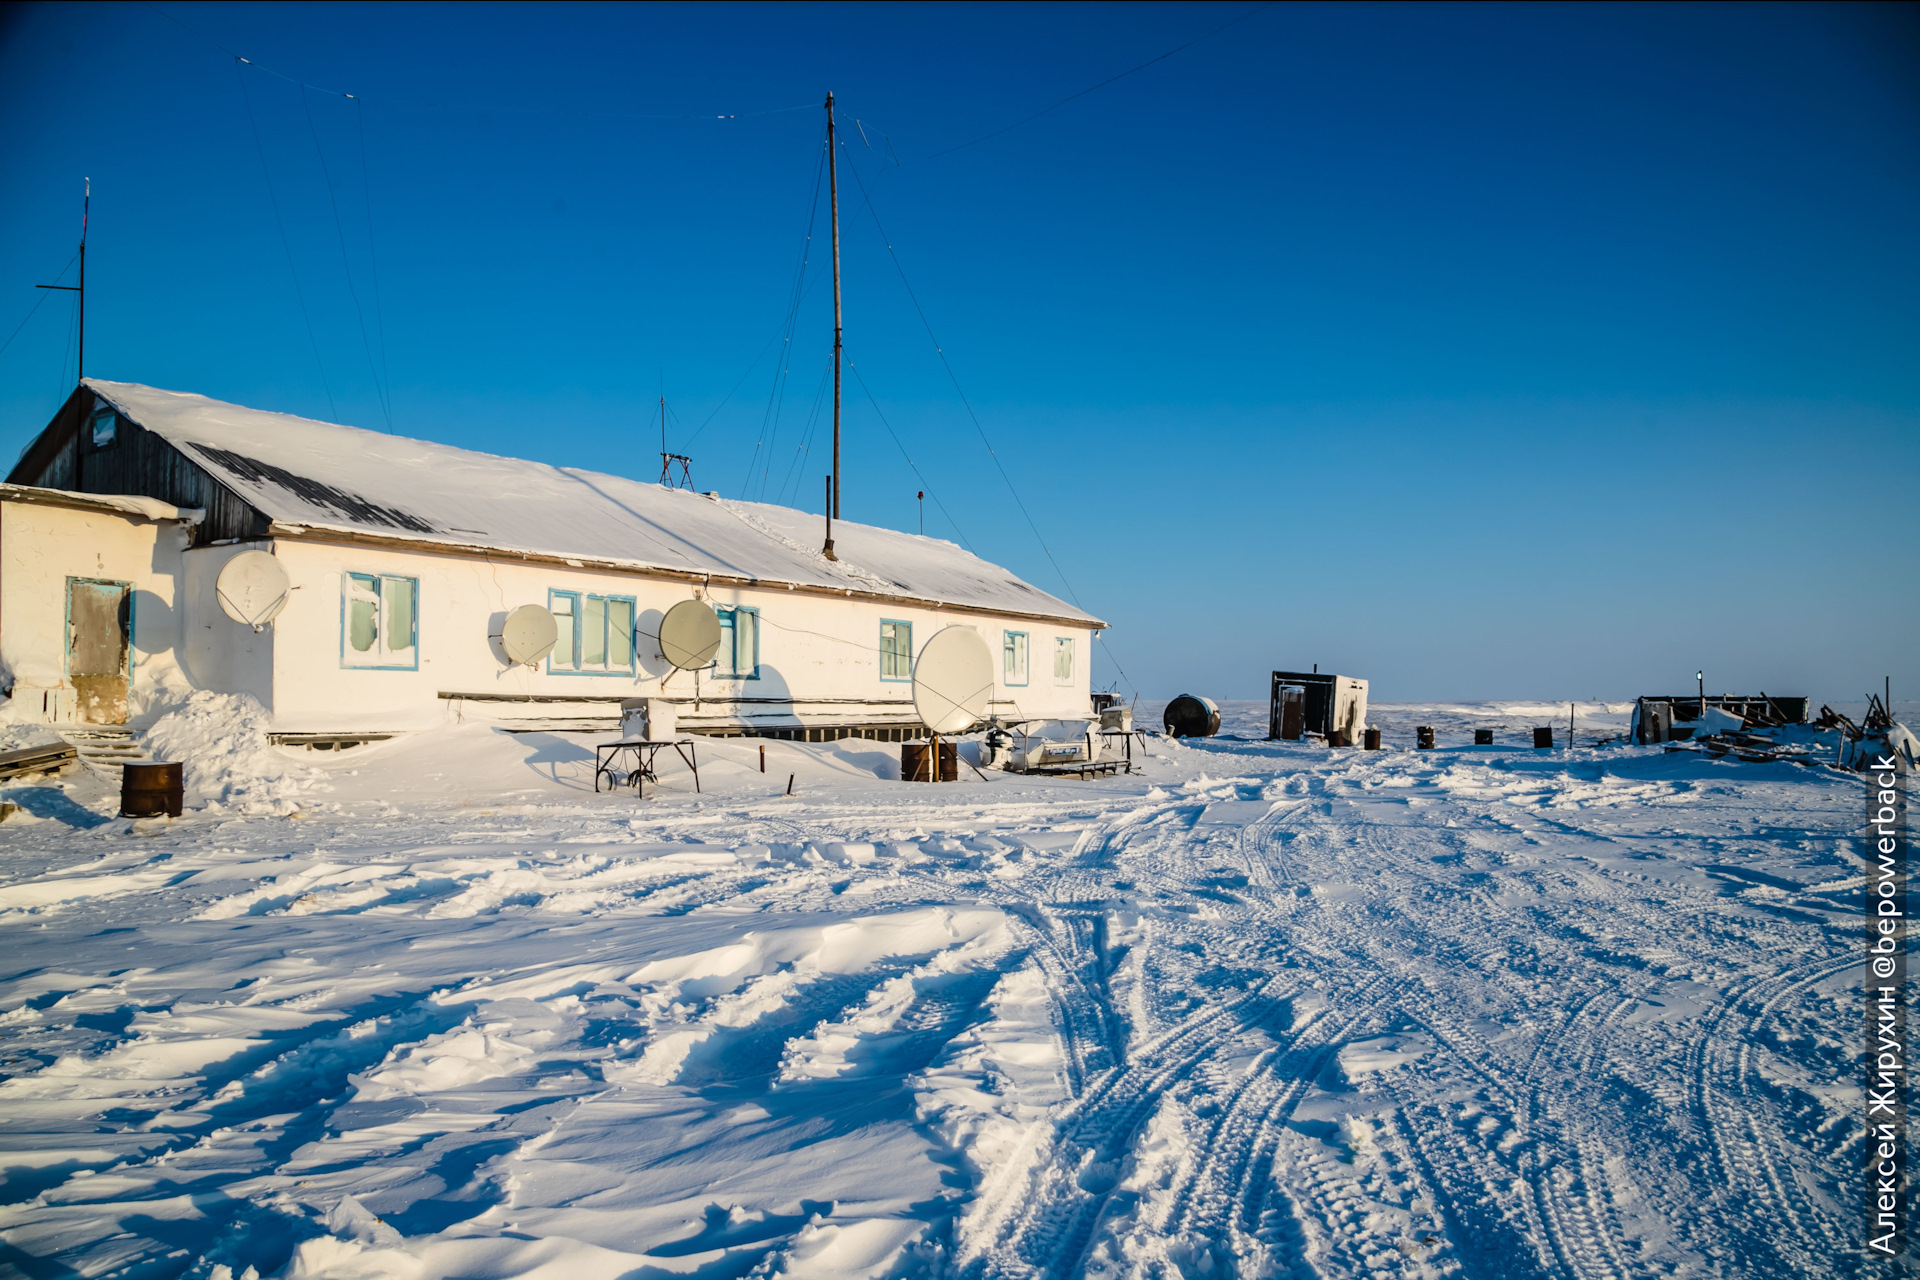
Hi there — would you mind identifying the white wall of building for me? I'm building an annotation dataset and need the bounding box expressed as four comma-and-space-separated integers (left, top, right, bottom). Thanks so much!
1, 497, 1097, 733
181, 541, 275, 708
259, 537, 1097, 733
0, 497, 194, 721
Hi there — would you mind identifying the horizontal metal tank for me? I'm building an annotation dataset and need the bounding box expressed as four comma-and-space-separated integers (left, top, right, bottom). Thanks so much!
1163, 694, 1221, 738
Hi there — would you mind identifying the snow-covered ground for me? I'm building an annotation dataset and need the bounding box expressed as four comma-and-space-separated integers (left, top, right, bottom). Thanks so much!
0, 699, 1882, 1278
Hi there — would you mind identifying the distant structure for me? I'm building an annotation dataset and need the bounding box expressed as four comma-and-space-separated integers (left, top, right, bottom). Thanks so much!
1630, 693, 1807, 745
1268, 669, 1369, 746
1, 380, 1103, 743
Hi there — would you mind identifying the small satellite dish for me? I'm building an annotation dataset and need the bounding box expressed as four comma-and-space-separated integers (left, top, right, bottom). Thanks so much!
499, 603, 559, 667
913, 626, 994, 735
659, 598, 722, 670
214, 550, 290, 631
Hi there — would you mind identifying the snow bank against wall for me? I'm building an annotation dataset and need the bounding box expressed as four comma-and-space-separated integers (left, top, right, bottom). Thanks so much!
140, 691, 325, 813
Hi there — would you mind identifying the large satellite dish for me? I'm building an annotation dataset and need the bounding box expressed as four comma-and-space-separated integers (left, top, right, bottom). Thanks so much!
499, 603, 559, 666
214, 550, 290, 631
913, 626, 994, 735
659, 598, 723, 670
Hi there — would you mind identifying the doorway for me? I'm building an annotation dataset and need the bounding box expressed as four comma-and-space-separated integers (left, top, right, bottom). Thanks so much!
1274, 686, 1305, 740
67, 578, 131, 724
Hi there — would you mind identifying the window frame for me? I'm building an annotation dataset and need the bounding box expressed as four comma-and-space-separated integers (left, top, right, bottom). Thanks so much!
715, 605, 761, 681
545, 588, 637, 676
339, 571, 420, 671
1053, 635, 1075, 686
88, 407, 119, 451
1003, 629, 1029, 687
879, 618, 914, 682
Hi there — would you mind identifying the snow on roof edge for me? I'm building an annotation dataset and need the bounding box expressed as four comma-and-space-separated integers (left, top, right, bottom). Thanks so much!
0, 482, 200, 524
80, 379, 1104, 628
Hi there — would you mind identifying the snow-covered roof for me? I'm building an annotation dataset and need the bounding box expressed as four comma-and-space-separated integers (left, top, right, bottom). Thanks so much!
85, 380, 1100, 627
0, 481, 200, 524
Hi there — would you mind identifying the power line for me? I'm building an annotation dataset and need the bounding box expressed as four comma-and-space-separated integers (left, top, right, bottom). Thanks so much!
836, 140, 1077, 604
844, 355, 974, 553
354, 98, 396, 430
918, 3, 1272, 162
775, 350, 835, 508
742, 139, 828, 499
0, 252, 76, 363
838, 136, 1141, 701
235, 58, 338, 420
145, 2, 812, 123
302, 83, 392, 430
57, 288, 78, 401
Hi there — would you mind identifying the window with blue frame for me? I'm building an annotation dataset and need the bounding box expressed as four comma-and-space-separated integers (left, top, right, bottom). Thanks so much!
880, 619, 913, 681
548, 589, 635, 674
1003, 630, 1029, 686
89, 407, 118, 450
342, 573, 418, 669
716, 606, 760, 679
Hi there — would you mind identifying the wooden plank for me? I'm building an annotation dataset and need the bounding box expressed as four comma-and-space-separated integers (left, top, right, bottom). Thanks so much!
0, 742, 78, 780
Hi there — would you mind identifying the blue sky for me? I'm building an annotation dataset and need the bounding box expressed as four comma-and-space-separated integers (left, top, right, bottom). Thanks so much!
2, 2, 1915, 702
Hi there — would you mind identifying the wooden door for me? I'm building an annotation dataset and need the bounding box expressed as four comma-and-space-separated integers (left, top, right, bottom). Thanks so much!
67, 578, 130, 724
1277, 688, 1305, 740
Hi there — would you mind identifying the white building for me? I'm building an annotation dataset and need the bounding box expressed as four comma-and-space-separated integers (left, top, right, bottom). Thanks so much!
2, 380, 1105, 742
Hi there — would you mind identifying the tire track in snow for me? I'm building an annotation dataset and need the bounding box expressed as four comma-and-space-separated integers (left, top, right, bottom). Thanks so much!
1154, 974, 1406, 1276
1682, 955, 1854, 1276
954, 968, 1305, 1279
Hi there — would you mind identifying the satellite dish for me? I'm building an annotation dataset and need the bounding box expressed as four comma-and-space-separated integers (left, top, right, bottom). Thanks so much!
913, 626, 994, 735
215, 550, 290, 631
499, 603, 559, 667
659, 598, 722, 670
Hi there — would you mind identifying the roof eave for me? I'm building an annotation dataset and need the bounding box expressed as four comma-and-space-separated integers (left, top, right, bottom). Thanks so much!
0, 482, 199, 525
264, 521, 1107, 630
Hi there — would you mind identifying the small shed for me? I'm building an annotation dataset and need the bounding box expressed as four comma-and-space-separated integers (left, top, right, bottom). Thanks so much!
1268, 670, 1369, 745
1630, 694, 1807, 744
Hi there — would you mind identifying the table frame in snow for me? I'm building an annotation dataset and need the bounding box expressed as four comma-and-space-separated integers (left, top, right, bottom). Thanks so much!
595, 738, 701, 797
1098, 728, 1151, 773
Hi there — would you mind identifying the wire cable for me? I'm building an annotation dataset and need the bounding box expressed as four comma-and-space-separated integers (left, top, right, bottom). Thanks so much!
840, 137, 1141, 700
837, 143, 1075, 600
145, 2, 812, 122
354, 98, 396, 430
917, 3, 1272, 162
235, 58, 338, 419
844, 355, 975, 553
775, 350, 835, 508
0, 252, 77, 363
57, 289, 77, 399
302, 83, 392, 430
742, 138, 828, 499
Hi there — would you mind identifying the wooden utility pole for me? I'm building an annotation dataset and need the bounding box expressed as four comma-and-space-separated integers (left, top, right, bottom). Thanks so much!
823, 91, 843, 560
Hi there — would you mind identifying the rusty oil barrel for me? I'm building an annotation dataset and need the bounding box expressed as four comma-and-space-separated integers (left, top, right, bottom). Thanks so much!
1415, 726, 1435, 750
900, 740, 958, 782
1363, 727, 1381, 751
121, 761, 183, 818
1474, 729, 1494, 746
1533, 727, 1555, 749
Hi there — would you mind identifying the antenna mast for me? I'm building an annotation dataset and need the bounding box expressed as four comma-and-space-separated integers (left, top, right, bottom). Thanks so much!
823, 91, 843, 560
78, 178, 87, 383
657, 394, 693, 489
36, 178, 88, 386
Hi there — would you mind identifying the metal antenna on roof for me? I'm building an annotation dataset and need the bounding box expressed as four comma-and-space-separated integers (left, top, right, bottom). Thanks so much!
36, 178, 87, 385
822, 90, 843, 561
658, 394, 692, 488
